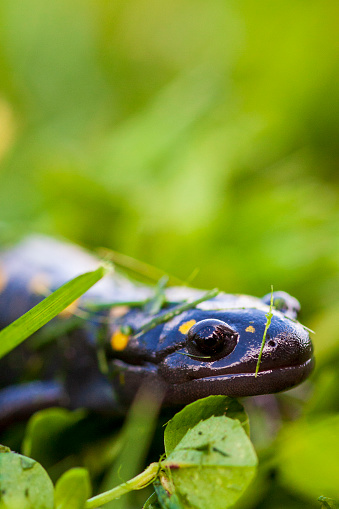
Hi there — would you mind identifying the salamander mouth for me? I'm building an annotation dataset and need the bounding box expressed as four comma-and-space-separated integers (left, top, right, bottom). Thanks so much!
165, 357, 315, 404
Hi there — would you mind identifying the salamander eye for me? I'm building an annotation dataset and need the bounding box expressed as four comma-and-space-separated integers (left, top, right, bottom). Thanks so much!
187, 319, 238, 355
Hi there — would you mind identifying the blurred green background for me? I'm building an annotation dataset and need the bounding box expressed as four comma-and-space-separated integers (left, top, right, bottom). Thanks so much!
0, 1, 339, 507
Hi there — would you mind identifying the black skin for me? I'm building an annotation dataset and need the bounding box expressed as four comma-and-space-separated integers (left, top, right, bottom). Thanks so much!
0, 236, 314, 428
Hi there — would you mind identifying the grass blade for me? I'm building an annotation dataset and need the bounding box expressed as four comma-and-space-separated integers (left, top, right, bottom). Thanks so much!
0, 265, 108, 360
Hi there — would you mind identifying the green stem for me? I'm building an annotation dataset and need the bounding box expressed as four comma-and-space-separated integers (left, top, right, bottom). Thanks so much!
134, 288, 219, 338
285, 315, 315, 334
84, 462, 159, 508
83, 300, 147, 311
255, 285, 274, 377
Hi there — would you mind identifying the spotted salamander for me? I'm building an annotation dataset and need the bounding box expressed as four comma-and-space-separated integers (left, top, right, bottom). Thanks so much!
0, 236, 314, 428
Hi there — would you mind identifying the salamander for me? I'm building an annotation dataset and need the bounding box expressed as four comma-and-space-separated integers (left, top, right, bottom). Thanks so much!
0, 236, 314, 428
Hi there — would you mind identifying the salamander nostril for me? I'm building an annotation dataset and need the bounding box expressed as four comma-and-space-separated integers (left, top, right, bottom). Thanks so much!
187, 319, 238, 356
268, 340, 277, 347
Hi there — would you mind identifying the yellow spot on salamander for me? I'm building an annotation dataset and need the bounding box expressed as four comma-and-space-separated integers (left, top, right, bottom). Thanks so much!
28, 273, 51, 296
59, 299, 80, 318
109, 305, 130, 319
246, 325, 255, 333
111, 329, 130, 351
0, 265, 8, 293
179, 319, 196, 335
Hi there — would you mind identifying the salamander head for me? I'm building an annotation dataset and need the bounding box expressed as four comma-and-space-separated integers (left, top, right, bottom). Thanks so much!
108, 291, 314, 405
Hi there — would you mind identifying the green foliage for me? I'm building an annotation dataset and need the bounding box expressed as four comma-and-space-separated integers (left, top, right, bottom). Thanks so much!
99, 380, 164, 509
0, 0, 337, 312
162, 416, 257, 509
0, 398, 256, 509
152, 483, 184, 509
277, 415, 339, 500
85, 396, 256, 509
318, 496, 339, 509
22, 408, 86, 469
164, 395, 249, 456
0, 448, 54, 509
55, 468, 91, 509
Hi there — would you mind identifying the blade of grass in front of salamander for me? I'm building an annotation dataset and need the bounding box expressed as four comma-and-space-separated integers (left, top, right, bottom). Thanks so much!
255, 285, 274, 377
0, 265, 109, 360
143, 275, 169, 315
134, 288, 219, 338
285, 315, 315, 334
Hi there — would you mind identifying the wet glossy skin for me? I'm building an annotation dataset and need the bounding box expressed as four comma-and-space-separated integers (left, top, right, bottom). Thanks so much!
0, 236, 314, 426
108, 292, 313, 405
